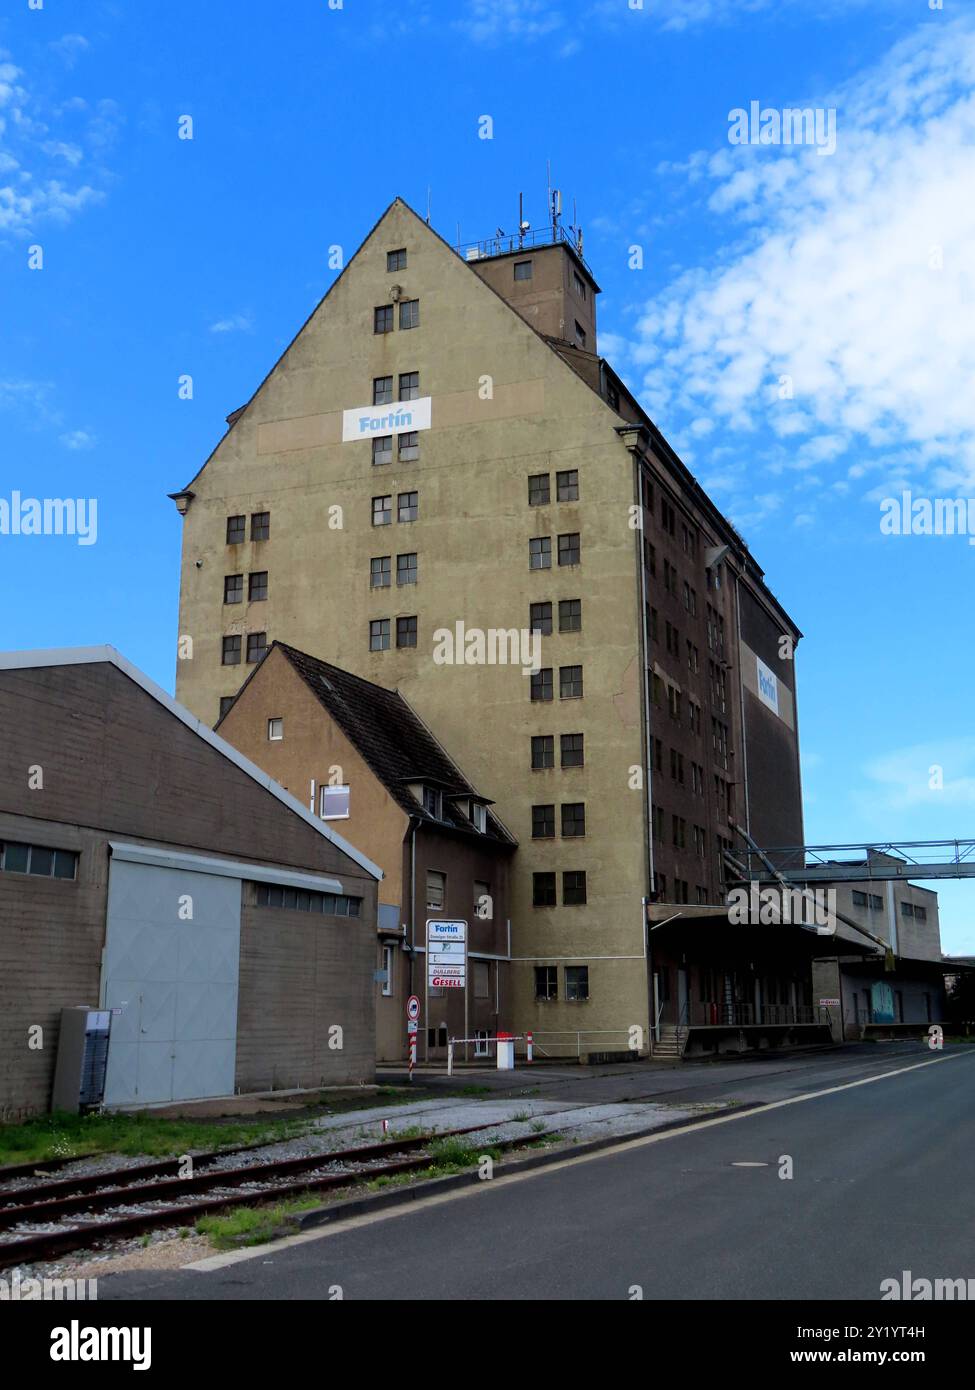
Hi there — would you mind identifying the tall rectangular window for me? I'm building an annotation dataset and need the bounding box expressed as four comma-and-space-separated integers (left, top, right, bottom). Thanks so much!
224, 574, 243, 605
565, 966, 589, 1001
533, 873, 556, 907
222, 635, 241, 666
427, 870, 446, 910
369, 619, 390, 651
563, 871, 587, 905
528, 474, 550, 506
396, 616, 417, 648
556, 469, 579, 502
531, 734, 554, 769
398, 431, 419, 462
246, 632, 267, 664
531, 668, 553, 702
399, 371, 420, 400
535, 965, 557, 999
387, 248, 407, 271
396, 552, 418, 586
558, 533, 580, 566
370, 556, 391, 588
561, 802, 586, 837
248, 571, 268, 602
374, 305, 393, 334
226, 515, 245, 544
399, 299, 419, 330
529, 536, 551, 570
373, 376, 393, 405
532, 804, 556, 839
559, 599, 582, 632
560, 665, 583, 699
372, 495, 392, 526
251, 512, 270, 541
372, 435, 393, 466
560, 733, 584, 768
398, 491, 418, 522
530, 601, 552, 635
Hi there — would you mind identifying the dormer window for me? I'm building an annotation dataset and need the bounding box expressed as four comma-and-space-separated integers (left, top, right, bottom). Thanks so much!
472, 803, 487, 834
422, 787, 442, 819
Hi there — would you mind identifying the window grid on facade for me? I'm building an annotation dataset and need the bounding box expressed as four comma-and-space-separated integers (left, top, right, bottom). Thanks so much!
370, 556, 391, 588
530, 602, 553, 635
560, 733, 584, 768
387, 248, 407, 271
0, 841, 78, 880
514, 260, 533, 281
559, 598, 581, 632
528, 473, 551, 506
399, 431, 419, 462
563, 871, 587, 905
372, 435, 393, 466
248, 571, 268, 602
398, 491, 418, 522
535, 965, 557, 999
561, 802, 586, 837
396, 552, 418, 586
374, 304, 393, 334
560, 665, 583, 699
565, 965, 589, 1000
372, 495, 392, 526
226, 514, 245, 545
246, 632, 267, 664
399, 371, 420, 400
532, 804, 555, 839
373, 375, 393, 405
531, 668, 554, 702
399, 299, 419, 330
533, 872, 556, 907
224, 574, 243, 604
250, 511, 270, 542
556, 470, 579, 502
370, 619, 390, 651
222, 635, 241, 666
558, 533, 580, 566
396, 615, 417, 648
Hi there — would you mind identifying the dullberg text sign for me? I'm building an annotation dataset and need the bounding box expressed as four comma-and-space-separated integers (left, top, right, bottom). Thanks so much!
427, 919, 467, 990
342, 396, 432, 442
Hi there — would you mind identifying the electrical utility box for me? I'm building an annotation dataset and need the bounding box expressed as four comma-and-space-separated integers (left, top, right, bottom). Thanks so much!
51, 1007, 113, 1113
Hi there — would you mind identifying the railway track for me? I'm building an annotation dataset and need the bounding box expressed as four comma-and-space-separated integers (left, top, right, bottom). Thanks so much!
0, 1121, 549, 1268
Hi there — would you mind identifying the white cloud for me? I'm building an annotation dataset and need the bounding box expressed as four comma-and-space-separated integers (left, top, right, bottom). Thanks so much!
456, 0, 564, 44
59, 428, 96, 451
619, 19, 975, 503
854, 739, 975, 814
50, 35, 90, 68
0, 45, 112, 239
209, 313, 253, 334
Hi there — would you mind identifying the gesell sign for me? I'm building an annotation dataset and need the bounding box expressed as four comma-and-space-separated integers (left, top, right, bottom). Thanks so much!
342, 396, 432, 442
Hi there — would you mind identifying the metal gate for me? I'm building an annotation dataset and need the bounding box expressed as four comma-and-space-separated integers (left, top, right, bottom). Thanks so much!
101, 859, 242, 1105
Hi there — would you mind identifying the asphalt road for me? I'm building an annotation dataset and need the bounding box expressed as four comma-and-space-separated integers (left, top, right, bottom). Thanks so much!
101, 1042, 975, 1300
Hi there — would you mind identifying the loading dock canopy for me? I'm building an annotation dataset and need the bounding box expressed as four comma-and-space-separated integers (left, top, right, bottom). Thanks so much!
647, 906, 880, 960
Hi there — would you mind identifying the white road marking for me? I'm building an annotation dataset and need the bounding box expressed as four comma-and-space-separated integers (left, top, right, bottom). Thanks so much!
185, 1049, 971, 1273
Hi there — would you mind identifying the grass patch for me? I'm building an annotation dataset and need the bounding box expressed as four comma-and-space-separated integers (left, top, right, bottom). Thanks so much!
0, 1110, 308, 1168
365, 1137, 502, 1192
195, 1194, 323, 1250
457, 1085, 491, 1097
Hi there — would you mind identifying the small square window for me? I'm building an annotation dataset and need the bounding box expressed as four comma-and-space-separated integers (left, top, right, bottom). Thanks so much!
397, 615, 417, 648
224, 574, 243, 605
528, 474, 551, 506
533, 872, 556, 907
2, 842, 29, 873
514, 260, 533, 281
558, 532, 580, 566
320, 784, 351, 819
532, 804, 556, 839
399, 431, 419, 462
268, 717, 283, 741
371, 555, 391, 588
563, 871, 587, 905
399, 299, 419, 330
370, 619, 390, 651
372, 495, 392, 526
557, 470, 579, 502
397, 552, 418, 586
373, 376, 394, 405
222, 635, 241, 666
218, 695, 235, 720
531, 668, 553, 703
372, 435, 393, 466
249, 571, 268, 602
226, 514, 245, 544
529, 536, 551, 570
560, 665, 583, 699
531, 734, 554, 769
561, 733, 584, 768
387, 248, 408, 272
374, 305, 394, 334
29, 846, 54, 877
561, 802, 586, 837
251, 512, 270, 541
530, 601, 552, 635
399, 371, 420, 401
53, 849, 78, 880
398, 491, 418, 522
246, 632, 267, 664
559, 598, 582, 632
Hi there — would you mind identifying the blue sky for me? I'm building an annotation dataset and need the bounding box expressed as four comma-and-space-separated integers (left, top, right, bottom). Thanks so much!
3, 0, 974, 947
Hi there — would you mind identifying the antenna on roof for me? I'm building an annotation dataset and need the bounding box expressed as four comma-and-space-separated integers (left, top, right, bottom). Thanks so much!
426, 187, 431, 225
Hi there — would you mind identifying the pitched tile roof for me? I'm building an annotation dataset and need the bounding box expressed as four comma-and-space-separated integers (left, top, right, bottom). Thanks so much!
267, 642, 515, 846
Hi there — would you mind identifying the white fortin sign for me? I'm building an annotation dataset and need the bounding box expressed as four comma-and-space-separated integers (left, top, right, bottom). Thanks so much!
342, 396, 432, 443
427, 919, 467, 989
756, 657, 780, 715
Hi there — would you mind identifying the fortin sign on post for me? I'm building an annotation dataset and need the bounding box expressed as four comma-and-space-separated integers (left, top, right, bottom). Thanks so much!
427, 919, 467, 989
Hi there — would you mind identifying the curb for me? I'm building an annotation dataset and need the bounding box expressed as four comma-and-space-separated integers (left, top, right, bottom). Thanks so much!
295, 1100, 767, 1233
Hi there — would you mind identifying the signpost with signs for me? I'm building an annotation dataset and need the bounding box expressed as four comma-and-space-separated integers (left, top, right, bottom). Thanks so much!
426, 920, 468, 1063
406, 995, 420, 1081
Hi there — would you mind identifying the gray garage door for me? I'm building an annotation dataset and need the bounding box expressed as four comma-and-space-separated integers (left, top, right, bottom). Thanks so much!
101, 859, 242, 1106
